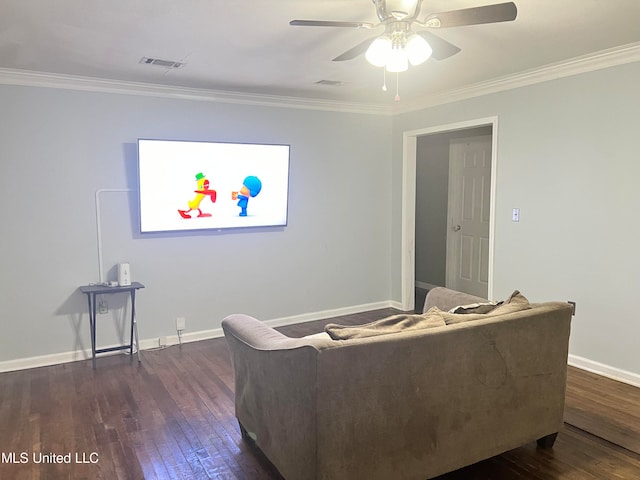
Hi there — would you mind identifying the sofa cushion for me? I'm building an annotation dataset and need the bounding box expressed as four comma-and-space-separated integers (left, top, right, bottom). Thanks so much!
324, 309, 446, 340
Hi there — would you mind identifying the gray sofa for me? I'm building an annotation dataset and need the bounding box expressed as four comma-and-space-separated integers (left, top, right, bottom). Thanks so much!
222, 287, 573, 480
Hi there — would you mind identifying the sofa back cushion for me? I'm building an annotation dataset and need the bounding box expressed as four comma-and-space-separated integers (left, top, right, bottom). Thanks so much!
423, 287, 488, 313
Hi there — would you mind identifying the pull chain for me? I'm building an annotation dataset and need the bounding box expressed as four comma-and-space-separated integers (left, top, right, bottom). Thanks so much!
394, 72, 400, 102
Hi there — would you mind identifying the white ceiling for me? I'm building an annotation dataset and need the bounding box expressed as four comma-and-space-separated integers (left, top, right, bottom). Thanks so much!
2, 0, 640, 107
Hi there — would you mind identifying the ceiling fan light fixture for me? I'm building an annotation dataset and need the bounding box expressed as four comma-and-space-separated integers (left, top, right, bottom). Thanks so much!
385, 46, 408, 72
365, 36, 392, 67
406, 34, 432, 66
291, 0, 518, 99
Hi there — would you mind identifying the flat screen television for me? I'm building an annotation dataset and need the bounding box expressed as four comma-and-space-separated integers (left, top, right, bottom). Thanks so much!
138, 139, 290, 233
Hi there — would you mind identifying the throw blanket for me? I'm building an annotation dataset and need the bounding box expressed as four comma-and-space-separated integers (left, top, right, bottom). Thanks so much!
325, 311, 445, 340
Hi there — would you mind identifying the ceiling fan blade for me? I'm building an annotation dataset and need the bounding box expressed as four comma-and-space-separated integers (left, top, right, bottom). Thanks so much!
417, 31, 461, 61
332, 37, 377, 61
290, 20, 375, 29
423, 2, 517, 28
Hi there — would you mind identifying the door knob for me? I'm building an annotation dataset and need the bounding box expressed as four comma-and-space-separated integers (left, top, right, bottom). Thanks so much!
453, 225, 461, 232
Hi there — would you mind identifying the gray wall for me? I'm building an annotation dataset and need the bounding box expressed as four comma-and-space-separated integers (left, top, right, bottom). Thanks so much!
393, 61, 640, 377
415, 126, 491, 287
0, 85, 392, 363
1, 59, 639, 380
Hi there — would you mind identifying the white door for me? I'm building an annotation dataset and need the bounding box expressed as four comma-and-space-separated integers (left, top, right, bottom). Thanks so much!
446, 135, 492, 298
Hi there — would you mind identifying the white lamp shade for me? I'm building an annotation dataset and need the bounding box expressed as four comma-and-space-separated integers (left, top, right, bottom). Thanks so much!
386, 47, 408, 72
406, 34, 432, 66
365, 37, 392, 67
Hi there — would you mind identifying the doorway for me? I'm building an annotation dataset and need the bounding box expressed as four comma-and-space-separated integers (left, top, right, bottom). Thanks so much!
400, 117, 498, 311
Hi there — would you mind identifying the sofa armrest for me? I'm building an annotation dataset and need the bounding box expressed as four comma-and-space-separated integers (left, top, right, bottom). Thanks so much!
222, 313, 297, 349
221, 314, 325, 480
222, 314, 336, 350
423, 287, 488, 313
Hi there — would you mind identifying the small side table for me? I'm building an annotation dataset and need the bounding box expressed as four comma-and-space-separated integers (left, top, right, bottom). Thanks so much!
79, 282, 145, 368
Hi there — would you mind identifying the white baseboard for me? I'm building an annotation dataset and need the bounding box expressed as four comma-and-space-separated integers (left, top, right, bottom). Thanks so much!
143, 300, 398, 348
0, 350, 93, 373
568, 354, 640, 388
415, 281, 441, 291
0, 300, 396, 373
3, 304, 639, 389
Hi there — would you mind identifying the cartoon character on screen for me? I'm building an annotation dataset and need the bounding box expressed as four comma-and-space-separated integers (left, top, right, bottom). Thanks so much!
178, 172, 217, 218
233, 176, 262, 217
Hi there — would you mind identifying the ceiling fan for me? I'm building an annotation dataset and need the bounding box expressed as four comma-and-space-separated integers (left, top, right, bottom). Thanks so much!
290, 0, 517, 72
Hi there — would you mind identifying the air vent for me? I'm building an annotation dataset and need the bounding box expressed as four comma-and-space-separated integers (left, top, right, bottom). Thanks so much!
315, 80, 346, 87
139, 57, 185, 69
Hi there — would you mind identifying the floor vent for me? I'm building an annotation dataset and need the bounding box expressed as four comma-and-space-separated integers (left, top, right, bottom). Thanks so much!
139, 57, 185, 69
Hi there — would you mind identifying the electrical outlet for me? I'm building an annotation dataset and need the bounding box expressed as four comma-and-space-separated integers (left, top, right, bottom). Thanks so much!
176, 317, 186, 331
98, 299, 108, 314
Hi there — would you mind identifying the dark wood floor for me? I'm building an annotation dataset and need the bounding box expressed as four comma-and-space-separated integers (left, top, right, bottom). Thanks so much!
565, 367, 640, 454
1, 307, 640, 480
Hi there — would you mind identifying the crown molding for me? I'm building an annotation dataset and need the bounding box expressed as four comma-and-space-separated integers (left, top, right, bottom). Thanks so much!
0, 68, 392, 116
1, 41, 639, 116
392, 41, 640, 114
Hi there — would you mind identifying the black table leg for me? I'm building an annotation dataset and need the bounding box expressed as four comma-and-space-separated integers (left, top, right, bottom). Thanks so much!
129, 290, 136, 359
89, 293, 97, 369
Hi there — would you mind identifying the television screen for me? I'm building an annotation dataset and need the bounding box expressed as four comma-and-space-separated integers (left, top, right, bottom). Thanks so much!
138, 139, 290, 233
